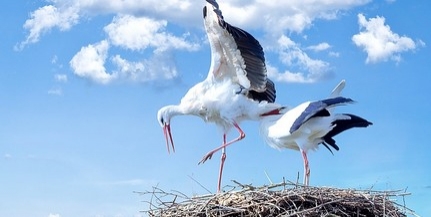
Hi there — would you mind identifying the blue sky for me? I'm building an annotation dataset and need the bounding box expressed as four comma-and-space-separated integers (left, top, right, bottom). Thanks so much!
1, 0, 429, 216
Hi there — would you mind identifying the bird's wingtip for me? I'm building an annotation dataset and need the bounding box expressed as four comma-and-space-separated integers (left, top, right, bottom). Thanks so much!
329, 79, 346, 98
206, 0, 219, 9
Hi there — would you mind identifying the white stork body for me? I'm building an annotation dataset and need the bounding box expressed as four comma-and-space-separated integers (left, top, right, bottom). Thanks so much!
259, 94, 372, 186
157, 0, 282, 192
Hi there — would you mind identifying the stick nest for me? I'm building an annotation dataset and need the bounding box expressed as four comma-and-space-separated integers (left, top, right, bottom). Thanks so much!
137, 180, 415, 217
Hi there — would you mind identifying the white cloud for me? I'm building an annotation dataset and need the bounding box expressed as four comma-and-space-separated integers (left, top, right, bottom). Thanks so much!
55, 74, 68, 83
48, 74, 67, 96
104, 15, 199, 52
68, 14, 196, 84
19, 0, 376, 84
306, 42, 331, 52
111, 53, 178, 83
267, 64, 330, 83
111, 55, 145, 80
48, 214, 61, 217
219, 0, 371, 34
51, 55, 64, 69
267, 35, 332, 83
75, 0, 197, 24
4, 154, 12, 159
69, 40, 179, 84
16, 5, 79, 50
48, 87, 63, 96
69, 40, 114, 84
328, 51, 340, 57
352, 13, 423, 64
17, 0, 199, 51
51, 55, 58, 64
19, 0, 371, 49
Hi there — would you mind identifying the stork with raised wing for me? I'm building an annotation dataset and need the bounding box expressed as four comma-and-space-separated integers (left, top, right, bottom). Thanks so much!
259, 81, 372, 185
157, 0, 282, 192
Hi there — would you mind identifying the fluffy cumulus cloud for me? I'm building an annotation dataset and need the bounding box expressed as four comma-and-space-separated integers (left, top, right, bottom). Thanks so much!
70, 40, 113, 84
19, 0, 387, 84
17, 0, 374, 46
352, 13, 424, 64
219, 0, 371, 34
19, 0, 371, 41
16, 4, 79, 50
73, 0, 197, 24
104, 15, 199, 52
17, 0, 199, 50
69, 14, 197, 84
306, 43, 331, 52
267, 35, 332, 83
18, 0, 200, 84
110, 53, 178, 83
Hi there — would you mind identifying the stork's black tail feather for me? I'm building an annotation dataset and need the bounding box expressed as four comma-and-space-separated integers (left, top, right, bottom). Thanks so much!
321, 114, 373, 153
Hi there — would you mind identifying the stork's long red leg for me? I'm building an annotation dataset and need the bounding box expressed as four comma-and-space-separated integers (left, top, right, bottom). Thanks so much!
198, 122, 245, 165
301, 150, 310, 186
217, 141, 227, 193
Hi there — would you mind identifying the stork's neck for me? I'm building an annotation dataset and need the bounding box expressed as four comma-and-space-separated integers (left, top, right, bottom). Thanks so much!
164, 103, 202, 118
163, 105, 188, 118
259, 114, 279, 128
258, 108, 286, 133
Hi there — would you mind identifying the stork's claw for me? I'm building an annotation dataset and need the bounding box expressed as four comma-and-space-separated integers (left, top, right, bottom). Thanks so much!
198, 152, 214, 165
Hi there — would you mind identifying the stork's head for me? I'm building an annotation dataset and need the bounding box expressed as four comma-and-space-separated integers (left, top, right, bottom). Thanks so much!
157, 105, 176, 153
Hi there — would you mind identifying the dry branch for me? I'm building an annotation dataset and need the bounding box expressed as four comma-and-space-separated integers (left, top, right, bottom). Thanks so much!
136, 180, 415, 217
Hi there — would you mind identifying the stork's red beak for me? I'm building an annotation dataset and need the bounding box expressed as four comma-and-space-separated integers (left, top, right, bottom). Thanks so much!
163, 123, 175, 153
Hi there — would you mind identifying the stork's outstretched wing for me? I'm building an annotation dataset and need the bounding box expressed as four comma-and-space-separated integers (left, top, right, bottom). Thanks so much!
203, 0, 268, 93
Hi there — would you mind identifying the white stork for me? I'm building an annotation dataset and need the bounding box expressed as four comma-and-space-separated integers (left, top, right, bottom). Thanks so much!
157, 0, 282, 192
259, 81, 372, 186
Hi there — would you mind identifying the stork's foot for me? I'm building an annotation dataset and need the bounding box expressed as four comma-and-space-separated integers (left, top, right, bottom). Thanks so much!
198, 152, 215, 165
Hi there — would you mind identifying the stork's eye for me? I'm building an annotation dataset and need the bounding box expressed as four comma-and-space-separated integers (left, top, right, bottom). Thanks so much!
160, 117, 165, 124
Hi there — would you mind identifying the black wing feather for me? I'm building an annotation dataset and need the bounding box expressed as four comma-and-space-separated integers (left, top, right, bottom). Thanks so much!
223, 23, 267, 92
205, 0, 267, 92
324, 114, 373, 142
321, 113, 372, 153
247, 79, 276, 103
289, 97, 354, 133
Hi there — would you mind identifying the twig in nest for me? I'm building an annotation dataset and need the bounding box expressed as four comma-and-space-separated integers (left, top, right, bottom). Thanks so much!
137, 180, 416, 217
